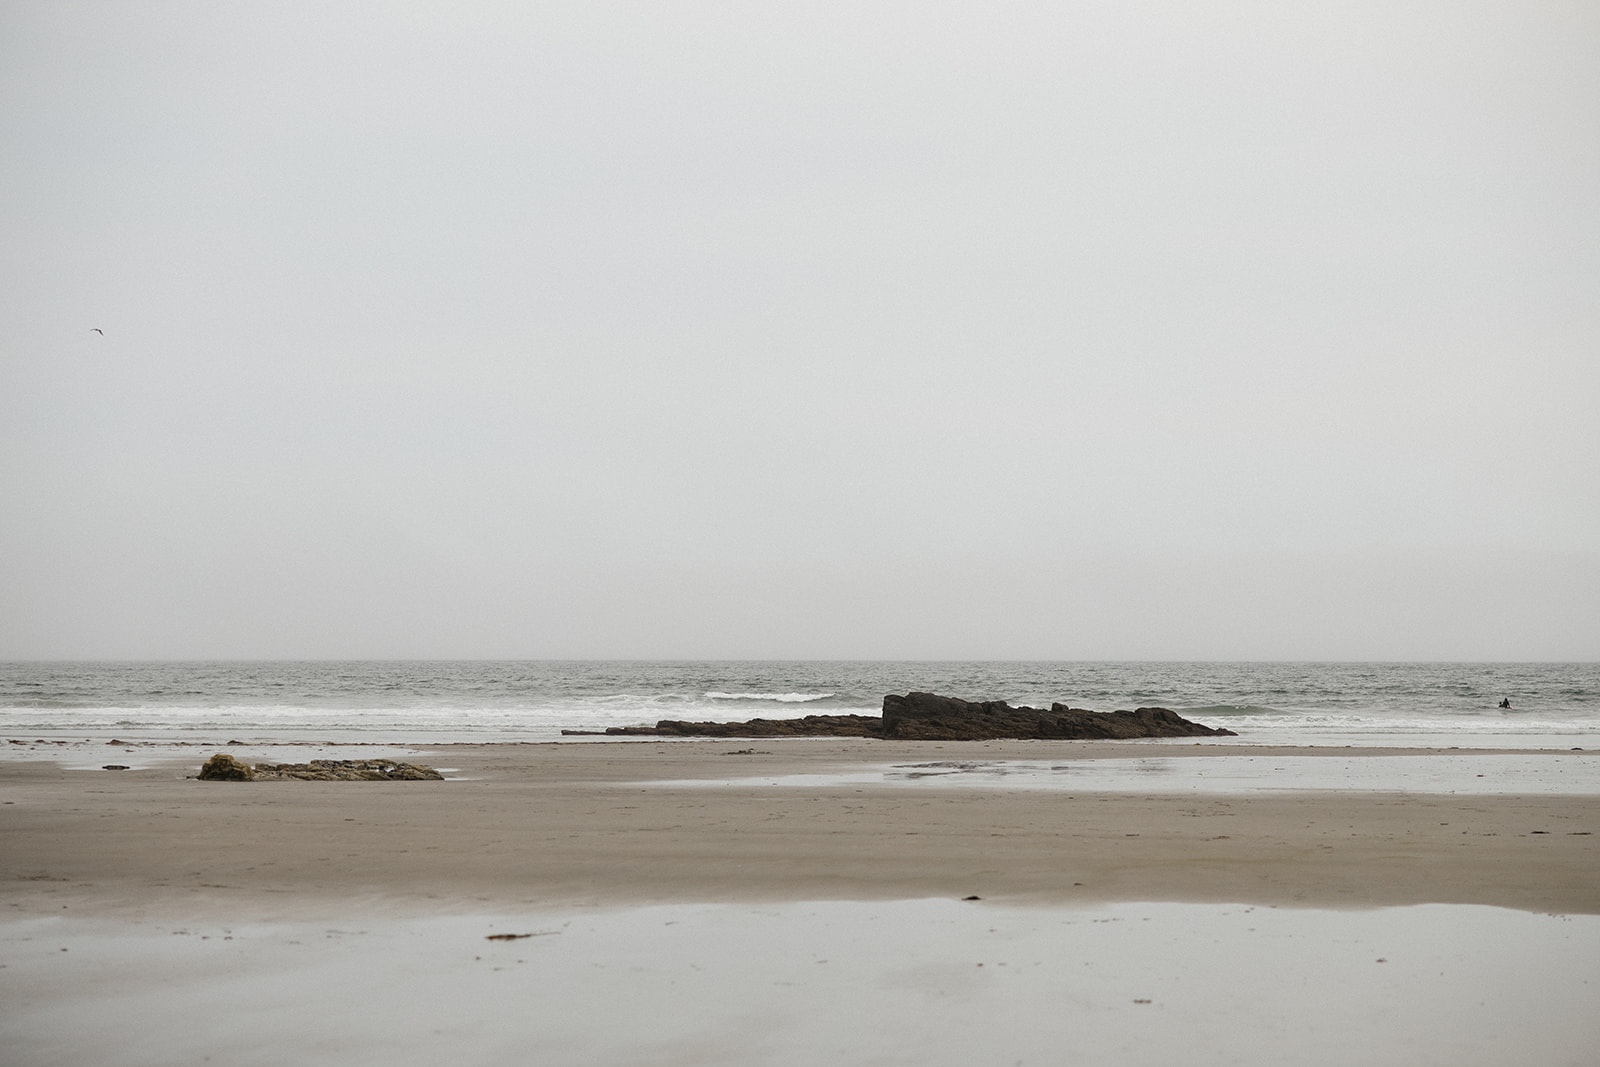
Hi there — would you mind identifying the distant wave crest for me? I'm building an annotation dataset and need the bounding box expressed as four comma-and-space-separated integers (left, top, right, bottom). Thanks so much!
1181, 704, 1277, 717
706, 691, 835, 703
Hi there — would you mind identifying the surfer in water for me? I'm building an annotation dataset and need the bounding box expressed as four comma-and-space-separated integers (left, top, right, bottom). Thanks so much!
1498, 698, 1512, 709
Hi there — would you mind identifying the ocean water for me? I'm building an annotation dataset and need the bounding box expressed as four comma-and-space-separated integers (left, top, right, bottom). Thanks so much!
1, 661, 1597, 749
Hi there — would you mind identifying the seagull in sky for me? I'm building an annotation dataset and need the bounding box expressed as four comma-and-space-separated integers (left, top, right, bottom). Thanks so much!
90, 328, 103, 335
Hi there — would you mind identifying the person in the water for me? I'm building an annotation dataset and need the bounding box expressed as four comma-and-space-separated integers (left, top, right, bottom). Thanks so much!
1498, 698, 1512, 709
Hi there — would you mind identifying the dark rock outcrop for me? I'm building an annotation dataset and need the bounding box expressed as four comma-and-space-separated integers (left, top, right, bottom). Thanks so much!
198, 755, 444, 781
562, 692, 1234, 741
881, 692, 1233, 740
596, 714, 883, 738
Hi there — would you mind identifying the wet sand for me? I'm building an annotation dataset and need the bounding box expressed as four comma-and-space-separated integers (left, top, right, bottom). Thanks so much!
7, 900, 1599, 1067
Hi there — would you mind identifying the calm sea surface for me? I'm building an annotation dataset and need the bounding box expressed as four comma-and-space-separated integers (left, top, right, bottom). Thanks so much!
1, 661, 1597, 748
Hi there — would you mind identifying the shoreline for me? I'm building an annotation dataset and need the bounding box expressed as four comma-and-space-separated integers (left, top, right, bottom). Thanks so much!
1, 733, 1590, 766
4, 740, 1597, 917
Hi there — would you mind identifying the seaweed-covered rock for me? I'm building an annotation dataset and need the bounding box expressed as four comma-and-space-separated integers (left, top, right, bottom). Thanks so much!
198, 753, 253, 780
198, 756, 443, 781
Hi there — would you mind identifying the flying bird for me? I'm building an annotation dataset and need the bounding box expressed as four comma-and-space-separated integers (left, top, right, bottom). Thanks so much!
90, 328, 103, 335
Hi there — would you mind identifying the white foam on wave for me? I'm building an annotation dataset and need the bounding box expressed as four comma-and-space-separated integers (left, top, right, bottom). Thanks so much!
704, 692, 834, 703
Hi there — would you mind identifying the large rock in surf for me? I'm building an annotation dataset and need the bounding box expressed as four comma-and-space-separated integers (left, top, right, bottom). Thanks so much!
198, 756, 444, 781
564, 692, 1234, 740
881, 692, 1234, 740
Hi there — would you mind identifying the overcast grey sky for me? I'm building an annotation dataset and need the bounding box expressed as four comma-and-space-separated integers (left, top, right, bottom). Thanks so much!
2, 2, 1596, 660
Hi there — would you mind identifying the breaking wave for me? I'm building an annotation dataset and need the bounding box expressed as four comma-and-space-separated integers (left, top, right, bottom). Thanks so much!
705, 692, 835, 703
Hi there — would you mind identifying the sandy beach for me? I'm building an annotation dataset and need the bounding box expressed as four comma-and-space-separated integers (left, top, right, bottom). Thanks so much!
4, 739, 1597, 916
4, 740, 1598, 1064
